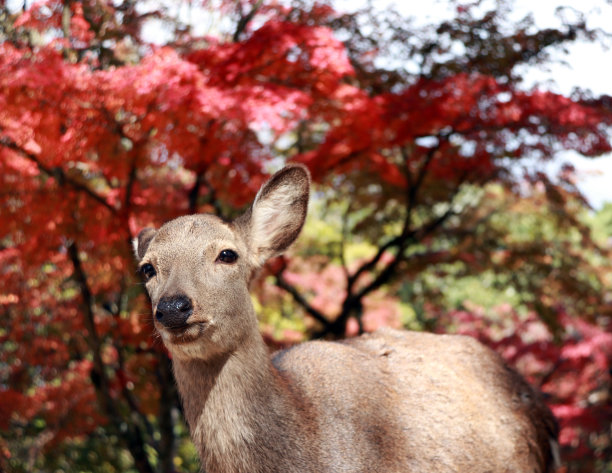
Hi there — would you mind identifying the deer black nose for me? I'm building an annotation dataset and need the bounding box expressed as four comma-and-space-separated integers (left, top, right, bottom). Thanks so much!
156, 295, 193, 329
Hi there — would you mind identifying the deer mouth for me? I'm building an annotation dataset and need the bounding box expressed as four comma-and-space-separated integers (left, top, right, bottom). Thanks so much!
159, 322, 207, 345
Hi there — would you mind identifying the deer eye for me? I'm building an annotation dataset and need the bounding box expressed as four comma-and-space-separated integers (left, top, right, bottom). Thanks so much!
140, 263, 157, 281
216, 249, 238, 264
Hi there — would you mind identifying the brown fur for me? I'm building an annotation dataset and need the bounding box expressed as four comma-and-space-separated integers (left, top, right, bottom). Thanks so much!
134, 164, 559, 473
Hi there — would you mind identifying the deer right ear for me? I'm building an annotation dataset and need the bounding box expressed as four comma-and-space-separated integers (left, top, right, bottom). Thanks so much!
133, 228, 157, 261
237, 165, 310, 267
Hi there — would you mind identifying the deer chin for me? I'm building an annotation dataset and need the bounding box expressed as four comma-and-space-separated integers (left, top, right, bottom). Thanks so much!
159, 322, 207, 346
163, 326, 224, 362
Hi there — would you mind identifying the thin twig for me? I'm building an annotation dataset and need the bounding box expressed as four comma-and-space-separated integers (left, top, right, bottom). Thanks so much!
275, 271, 331, 329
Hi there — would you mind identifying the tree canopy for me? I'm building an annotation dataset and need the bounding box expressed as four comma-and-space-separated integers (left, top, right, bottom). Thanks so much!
0, 1, 611, 472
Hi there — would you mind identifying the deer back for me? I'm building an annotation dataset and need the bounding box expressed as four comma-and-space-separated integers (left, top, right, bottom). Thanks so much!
272, 328, 558, 472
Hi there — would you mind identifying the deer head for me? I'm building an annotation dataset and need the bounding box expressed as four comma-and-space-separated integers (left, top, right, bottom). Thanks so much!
133, 165, 310, 361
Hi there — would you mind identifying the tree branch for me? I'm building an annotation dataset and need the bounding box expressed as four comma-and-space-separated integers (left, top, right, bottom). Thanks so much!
156, 351, 179, 473
322, 174, 464, 339
188, 171, 223, 216
66, 240, 155, 473
275, 270, 332, 329
188, 171, 203, 214
115, 339, 159, 449
355, 207, 456, 300
347, 141, 443, 294
123, 154, 138, 217
233, 0, 263, 42
353, 166, 468, 304
1, 136, 116, 213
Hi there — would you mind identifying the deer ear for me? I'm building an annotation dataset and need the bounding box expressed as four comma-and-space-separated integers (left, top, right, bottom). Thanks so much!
133, 227, 157, 261
237, 165, 310, 266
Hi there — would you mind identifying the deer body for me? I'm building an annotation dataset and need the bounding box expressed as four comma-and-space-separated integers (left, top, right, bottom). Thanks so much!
134, 165, 558, 473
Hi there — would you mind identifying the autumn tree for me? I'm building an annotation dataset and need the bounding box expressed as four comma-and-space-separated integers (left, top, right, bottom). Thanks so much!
0, 1, 610, 472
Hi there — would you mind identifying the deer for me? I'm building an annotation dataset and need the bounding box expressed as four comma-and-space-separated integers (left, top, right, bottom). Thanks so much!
134, 164, 559, 473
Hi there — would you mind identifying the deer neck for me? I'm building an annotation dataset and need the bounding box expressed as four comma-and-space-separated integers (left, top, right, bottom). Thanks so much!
172, 329, 314, 473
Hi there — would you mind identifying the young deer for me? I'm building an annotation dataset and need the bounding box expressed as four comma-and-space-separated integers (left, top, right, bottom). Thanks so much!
134, 165, 559, 473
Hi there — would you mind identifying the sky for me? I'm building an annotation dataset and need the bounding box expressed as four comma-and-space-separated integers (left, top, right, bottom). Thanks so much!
509, 0, 612, 209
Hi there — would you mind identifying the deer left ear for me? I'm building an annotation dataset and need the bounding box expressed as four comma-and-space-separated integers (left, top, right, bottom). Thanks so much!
133, 228, 157, 261
236, 165, 310, 267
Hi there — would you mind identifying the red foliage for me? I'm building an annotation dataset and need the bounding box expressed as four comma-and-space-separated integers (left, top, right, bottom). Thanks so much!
299, 72, 612, 186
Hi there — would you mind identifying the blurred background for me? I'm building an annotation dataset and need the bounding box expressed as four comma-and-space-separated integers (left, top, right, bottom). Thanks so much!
0, 0, 611, 472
